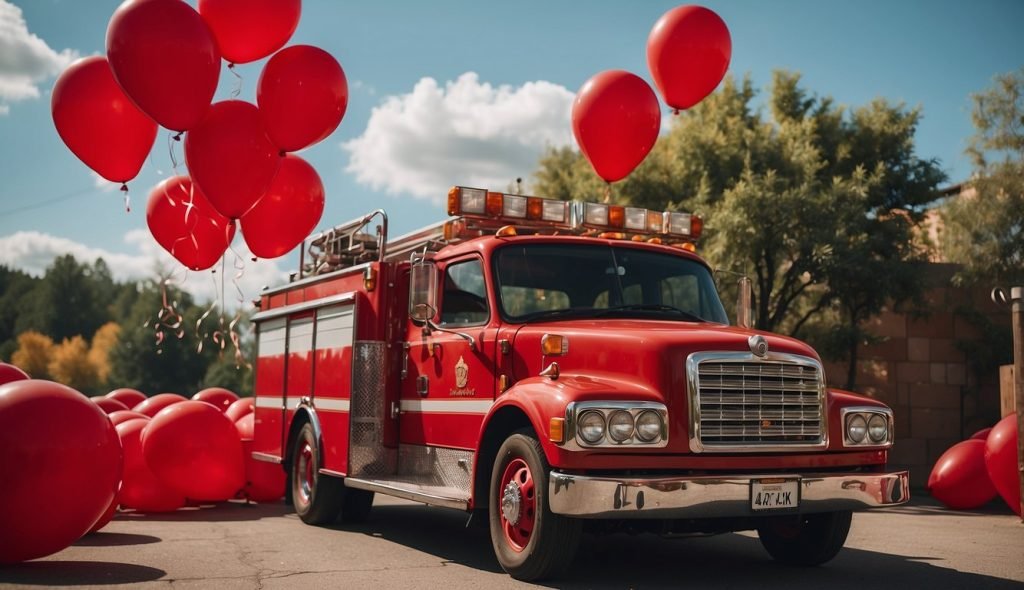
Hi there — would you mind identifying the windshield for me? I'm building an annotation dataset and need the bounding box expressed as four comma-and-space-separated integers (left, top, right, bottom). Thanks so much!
494, 243, 729, 324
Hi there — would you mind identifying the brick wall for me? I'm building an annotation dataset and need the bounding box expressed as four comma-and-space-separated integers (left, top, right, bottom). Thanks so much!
820, 264, 1009, 488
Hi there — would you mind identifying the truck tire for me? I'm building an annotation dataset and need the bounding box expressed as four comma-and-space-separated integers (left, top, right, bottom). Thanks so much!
489, 430, 581, 581
290, 422, 345, 525
757, 510, 852, 566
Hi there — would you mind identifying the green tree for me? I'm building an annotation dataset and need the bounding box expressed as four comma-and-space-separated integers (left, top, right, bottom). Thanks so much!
0, 266, 38, 360
942, 68, 1024, 286
16, 255, 110, 343
534, 71, 945, 389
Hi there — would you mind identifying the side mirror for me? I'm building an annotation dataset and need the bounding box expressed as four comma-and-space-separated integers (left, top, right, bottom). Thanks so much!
736, 276, 753, 329
409, 260, 438, 322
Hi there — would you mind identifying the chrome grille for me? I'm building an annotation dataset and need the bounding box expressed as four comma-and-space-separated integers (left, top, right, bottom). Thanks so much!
687, 353, 826, 452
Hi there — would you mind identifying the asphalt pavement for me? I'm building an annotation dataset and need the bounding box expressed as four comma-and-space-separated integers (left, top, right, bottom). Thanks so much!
1, 494, 1022, 589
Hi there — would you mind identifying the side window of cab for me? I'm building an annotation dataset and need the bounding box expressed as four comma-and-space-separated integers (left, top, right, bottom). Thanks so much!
440, 258, 489, 326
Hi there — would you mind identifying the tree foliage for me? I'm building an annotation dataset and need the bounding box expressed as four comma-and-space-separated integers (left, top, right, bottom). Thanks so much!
534, 71, 945, 388
11, 331, 54, 380
49, 335, 100, 394
942, 68, 1024, 286
89, 321, 121, 387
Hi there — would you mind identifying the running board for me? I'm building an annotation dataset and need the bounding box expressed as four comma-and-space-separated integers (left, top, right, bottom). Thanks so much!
344, 476, 470, 511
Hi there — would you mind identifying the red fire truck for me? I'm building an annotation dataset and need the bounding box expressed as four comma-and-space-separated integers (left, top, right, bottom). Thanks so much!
251, 186, 909, 581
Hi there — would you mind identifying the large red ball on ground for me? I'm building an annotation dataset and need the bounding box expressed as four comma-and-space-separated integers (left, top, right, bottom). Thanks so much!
142, 401, 245, 501
133, 393, 187, 417
116, 418, 185, 512
107, 388, 147, 409
91, 395, 130, 414
985, 415, 1022, 516
0, 380, 122, 563
0, 363, 30, 386
193, 387, 239, 412
928, 439, 997, 510
224, 397, 254, 423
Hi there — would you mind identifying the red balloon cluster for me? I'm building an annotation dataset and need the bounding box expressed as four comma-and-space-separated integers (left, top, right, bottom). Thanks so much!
929, 416, 1021, 515
51, 0, 345, 270
572, 5, 731, 183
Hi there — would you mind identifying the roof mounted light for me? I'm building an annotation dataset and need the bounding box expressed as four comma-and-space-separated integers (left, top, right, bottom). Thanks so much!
448, 186, 487, 216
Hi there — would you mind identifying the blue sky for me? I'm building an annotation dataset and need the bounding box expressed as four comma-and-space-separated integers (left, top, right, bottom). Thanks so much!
0, 0, 1021, 302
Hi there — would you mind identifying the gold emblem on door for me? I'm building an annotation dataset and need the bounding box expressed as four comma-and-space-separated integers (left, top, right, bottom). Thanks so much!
451, 356, 475, 396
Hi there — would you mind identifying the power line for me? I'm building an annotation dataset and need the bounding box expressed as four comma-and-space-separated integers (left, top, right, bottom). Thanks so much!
0, 186, 100, 217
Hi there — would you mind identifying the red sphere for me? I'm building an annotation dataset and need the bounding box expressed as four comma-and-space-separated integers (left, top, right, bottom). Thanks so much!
224, 397, 255, 423
116, 418, 186, 512
647, 5, 732, 110
146, 175, 236, 271
0, 362, 31, 386
258, 45, 348, 152
198, 0, 301, 64
192, 387, 240, 412
87, 494, 119, 534
109, 410, 151, 426
928, 439, 997, 510
133, 393, 188, 417
235, 414, 285, 502
91, 395, 130, 414
107, 388, 147, 409
0, 380, 122, 563
240, 154, 325, 259
143, 401, 245, 501
985, 415, 1022, 516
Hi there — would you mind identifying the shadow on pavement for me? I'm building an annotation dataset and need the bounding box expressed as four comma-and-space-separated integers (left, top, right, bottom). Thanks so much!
349, 500, 1022, 589
115, 499, 293, 523
73, 532, 162, 547
0, 561, 165, 586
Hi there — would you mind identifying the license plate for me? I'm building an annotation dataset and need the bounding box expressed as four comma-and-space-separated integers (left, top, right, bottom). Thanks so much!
751, 478, 800, 511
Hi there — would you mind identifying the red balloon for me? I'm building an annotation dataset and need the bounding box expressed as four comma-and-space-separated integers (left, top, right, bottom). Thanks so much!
225, 397, 255, 423
969, 427, 992, 441
572, 70, 661, 183
107, 388, 148, 409
647, 5, 732, 110
198, 0, 301, 64
109, 410, 151, 426
185, 100, 282, 219
51, 56, 157, 184
87, 494, 119, 534
116, 418, 186, 512
258, 45, 348, 152
928, 439, 997, 510
106, 0, 220, 131
193, 387, 240, 412
236, 414, 285, 502
91, 396, 130, 414
146, 175, 236, 271
0, 363, 30, 386
133, 393, 188, 417
142, 401, 245, 501
0, 380, 122, 563
240, 155, 325, 258
985, 415, 1021, 516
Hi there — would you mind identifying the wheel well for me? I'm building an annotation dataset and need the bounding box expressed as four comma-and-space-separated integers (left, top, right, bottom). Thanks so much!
474, 406, 534, 510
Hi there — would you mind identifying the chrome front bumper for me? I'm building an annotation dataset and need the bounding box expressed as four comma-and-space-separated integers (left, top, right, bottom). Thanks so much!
549, 470, 909, 519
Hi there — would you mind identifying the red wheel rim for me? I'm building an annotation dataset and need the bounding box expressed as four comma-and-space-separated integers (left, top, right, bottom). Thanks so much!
498, 457, 536, 552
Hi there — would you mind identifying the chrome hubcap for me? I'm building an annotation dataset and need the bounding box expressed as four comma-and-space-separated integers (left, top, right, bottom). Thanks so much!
501, 481, 522, 525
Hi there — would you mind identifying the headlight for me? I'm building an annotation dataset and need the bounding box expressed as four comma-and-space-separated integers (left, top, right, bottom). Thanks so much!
867, 414, 888, 443
578, 410, 606, 444
847, 414, 867, 443
841, 407, 893, 447
607, 410, 634, 442
635, 410, 662, 442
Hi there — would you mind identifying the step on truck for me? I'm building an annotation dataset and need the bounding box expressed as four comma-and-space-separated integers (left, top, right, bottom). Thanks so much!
251, 186, 909, 581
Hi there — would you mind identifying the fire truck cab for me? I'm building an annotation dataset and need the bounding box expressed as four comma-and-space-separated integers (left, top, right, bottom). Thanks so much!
251, 186, 909, 581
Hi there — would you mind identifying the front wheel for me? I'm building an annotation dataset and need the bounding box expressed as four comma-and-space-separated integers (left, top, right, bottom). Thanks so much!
757, 510, 852, 566
290, 422, 345, 525
488, 431, 581, 581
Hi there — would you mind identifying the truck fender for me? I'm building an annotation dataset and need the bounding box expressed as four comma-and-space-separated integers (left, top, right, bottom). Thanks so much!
284, 399, 325, 471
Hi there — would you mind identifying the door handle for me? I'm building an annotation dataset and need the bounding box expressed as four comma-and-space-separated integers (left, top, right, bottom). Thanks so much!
416, 375, 429, 397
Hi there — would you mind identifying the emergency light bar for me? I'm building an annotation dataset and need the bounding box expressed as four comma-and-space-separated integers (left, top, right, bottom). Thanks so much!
447, 186, 702, 241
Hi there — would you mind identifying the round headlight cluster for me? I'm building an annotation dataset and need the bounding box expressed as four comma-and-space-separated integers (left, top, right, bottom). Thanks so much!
845, 411, 890, 446
578, 410, 605, 444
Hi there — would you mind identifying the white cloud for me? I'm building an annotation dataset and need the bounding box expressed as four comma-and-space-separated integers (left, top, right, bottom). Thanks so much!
93, 171, 120, 192
343, 72, 575, 201
0, 0, 78, 113
0, 230, 288, 309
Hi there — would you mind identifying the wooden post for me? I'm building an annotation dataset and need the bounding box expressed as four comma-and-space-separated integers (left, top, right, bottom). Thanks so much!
1011, 286, 1023, 523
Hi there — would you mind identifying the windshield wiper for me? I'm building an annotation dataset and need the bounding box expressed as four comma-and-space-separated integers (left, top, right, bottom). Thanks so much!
519, 308, 600, 324
593, 304, 703, 322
